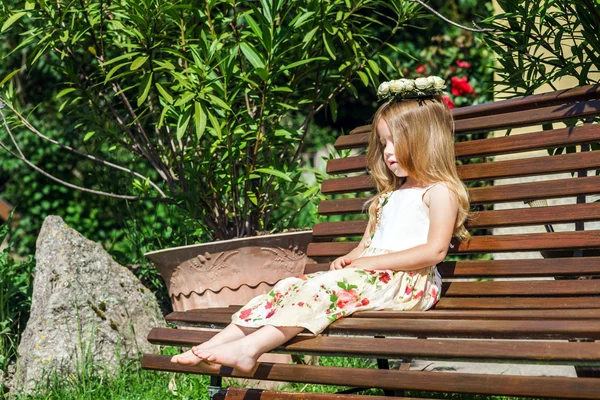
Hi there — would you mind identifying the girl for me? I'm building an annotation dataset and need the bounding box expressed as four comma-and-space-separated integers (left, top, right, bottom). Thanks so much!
171, 77, 470, 374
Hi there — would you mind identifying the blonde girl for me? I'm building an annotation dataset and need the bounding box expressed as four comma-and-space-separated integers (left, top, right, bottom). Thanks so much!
171, 82, 470, 374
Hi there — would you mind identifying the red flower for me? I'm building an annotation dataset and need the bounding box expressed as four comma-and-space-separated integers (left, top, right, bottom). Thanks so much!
451, 76, 474, 96
266, 310, 276, 319
297, 302, 304, 307
456, 60, 471, 69
336, 289, 359, 309
442, 95, 455, 109
413, 290, 423, 300
361, 298, 370, 306
239, 308, 252, 320
378, 271, 391, 284
415, 64, 425, 73
265, 300, 273, 309
405, 285, 413, 296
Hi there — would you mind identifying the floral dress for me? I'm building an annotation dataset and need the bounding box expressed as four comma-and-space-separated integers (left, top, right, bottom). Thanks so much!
231, 184, 444, 335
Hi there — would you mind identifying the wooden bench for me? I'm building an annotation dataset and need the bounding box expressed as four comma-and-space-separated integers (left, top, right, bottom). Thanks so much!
142, 84, 600, 399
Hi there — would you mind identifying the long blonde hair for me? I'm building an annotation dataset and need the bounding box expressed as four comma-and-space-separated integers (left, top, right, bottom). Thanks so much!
366, 96, 470, 241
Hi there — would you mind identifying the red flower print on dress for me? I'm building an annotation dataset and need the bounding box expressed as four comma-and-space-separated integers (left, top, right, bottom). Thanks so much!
337, 289, 360, 309
431, 286, 439, 300
456, 60, 471, 69
239, 308, 252, 320
378, 271, 391, 284
265, 300, 273, 309
266, 309, 276, 319
405, 285, 413, 296
451, 76, 474, 96
361, 298, 370, 306
442, 95, 455, 109
413, 290, 424, 300
297, 302, 305, 307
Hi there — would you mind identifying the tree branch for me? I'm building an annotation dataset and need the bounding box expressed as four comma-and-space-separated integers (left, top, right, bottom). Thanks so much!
0, 107, 172, 203
0, 97, 168, 198
407, 0, 496, 33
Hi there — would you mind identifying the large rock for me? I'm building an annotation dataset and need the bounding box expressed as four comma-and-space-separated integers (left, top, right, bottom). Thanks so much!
12, 216, 165, 393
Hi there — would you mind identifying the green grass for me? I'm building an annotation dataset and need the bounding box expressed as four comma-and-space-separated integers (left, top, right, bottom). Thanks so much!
6, 349, 545, 400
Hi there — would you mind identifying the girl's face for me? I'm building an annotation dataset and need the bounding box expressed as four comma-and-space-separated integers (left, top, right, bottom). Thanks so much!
377, 118, 408, 178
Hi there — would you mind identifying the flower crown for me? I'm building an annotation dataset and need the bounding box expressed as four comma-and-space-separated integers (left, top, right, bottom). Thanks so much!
377, 76, 446, 101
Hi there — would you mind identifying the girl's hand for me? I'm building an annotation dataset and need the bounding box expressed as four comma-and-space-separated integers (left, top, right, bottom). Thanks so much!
346, 257, 377, 270
330, 256, 352, 271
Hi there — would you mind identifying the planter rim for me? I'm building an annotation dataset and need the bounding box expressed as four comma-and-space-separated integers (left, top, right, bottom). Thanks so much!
144, 230, 313, 258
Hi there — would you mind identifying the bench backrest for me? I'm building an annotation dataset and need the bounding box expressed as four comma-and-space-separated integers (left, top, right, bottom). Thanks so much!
305, 84, 600, 309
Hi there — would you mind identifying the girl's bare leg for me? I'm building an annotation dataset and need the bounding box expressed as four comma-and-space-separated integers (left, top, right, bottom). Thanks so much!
194, 325, 304, 373
171, 323, 258, 365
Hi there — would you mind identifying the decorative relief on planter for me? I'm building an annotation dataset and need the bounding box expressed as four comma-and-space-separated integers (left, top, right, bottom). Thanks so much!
145, 231, 315, 311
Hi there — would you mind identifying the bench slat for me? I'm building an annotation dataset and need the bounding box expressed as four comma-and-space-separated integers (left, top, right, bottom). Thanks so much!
453, 98, 600, 134
319, 175, 600, 213
436, 258, 600, 278
334, 124, 600, 157
452, 84, 600, 120
442, 280, 600, 297
435, 296, 600, 309
324, 149, 600, 183
141, 354, 600, 398
307, 231, 600, 257
164, 311, 600, 339
147, 327, 600, 364
180, 307, 600, 320
313, 202, 600, 236
306, 258, 600, 277
213, 388, 424, 400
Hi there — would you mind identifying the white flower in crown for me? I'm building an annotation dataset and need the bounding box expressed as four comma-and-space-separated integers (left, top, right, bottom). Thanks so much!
376, 75, 446, 101
377, 81, 391, 97
415, 77, 431, 90
389, 79, 406, 92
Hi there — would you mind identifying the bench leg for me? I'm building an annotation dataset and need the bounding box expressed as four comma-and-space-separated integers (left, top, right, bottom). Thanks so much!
207, 376, 224, 399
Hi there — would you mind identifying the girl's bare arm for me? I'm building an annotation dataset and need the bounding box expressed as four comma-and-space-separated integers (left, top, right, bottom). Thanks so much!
347, 184, 458, 272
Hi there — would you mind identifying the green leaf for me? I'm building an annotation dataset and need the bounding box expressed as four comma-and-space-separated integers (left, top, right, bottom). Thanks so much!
207, 94, 232, 111
0, 69, 20, 87
174, 91, 195, 107
25, 0, 35, 10
240, 43, 265, 69
155, 83, 173, 104
1, 12, 26, 33
194, 102, 207, 140
246, 191, 258, 206
329, 96, 337, 122
176, 109, 191, 140
104, 62, 130, 84
303, 27, 319, 46
293, 11, 315, 28
83, 131, 95, 142
367, 59, 380, 75
322, 33, 336, 60
357, 71, 369, 87
137, 73, 153, 107
271, 86, 293, 92
207, 111, 222, 139
130, 56, 148, 70
254, 168, 292, 182
280, 57, 328, 72
56, 88, 76, 99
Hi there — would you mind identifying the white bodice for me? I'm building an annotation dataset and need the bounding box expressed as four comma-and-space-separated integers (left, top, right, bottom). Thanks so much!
369, 185, 436, 252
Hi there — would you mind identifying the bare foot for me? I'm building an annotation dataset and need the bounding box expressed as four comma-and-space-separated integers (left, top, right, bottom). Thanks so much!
194, 340, 259, 374
170, 349, 221, 368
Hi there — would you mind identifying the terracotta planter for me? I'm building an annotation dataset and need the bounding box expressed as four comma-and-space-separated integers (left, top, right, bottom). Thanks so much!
145, 231, 315, 311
